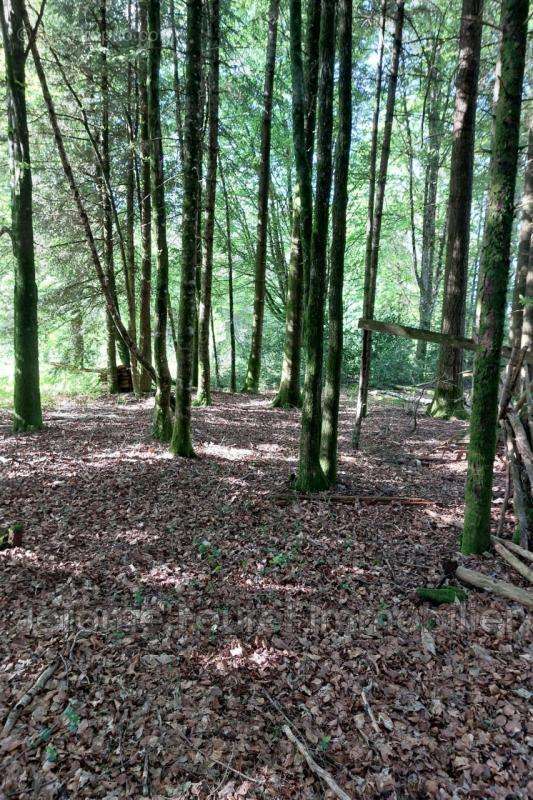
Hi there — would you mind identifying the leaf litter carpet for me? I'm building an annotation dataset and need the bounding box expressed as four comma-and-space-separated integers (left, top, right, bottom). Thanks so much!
0, 393, 531, 799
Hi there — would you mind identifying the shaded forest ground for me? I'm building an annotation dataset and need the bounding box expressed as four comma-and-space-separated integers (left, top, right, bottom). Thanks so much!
0, 393, 530, 799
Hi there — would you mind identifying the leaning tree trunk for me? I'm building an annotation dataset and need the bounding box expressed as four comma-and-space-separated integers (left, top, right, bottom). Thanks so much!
273, 0, 321, 409
296, 0, 336, 492
462, 0, 528, 555
430, 0, 484, 419
242, 0, 281, 393
196, 0, 220, 406
320, 0, 352, 485
352, 0, 404, 448
138, 0, 153, 394
0, 0, 42, 432
171, 0, 203, 457
147, 0, 173, 441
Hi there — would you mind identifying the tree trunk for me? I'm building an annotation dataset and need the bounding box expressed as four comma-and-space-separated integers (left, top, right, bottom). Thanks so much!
430, 0, 484, 419
320, 0, 352, 485
25, 9, 157, 385
353, 0, 404, 448
219, 158, 237, 392
171, 0, 203, 457
273, 0, 321, 409
511, 125, 533, 348
147, 0, 173, 441
295, 0, 336, 492
126, 0, 139, 394
242, 0, 281, 393
138, 0, 153, 394
0, 0, 42, 432
196, 0, 220, 406
100, 0, 119, 393
462, 0, 528, 555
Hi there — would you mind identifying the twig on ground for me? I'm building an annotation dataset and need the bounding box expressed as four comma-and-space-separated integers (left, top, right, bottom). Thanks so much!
361, 683, 381, 735
282, 724, 353, 800
2, 660, 59, 736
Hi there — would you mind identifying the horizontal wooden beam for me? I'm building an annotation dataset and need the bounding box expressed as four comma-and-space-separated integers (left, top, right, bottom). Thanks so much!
358, 318, 533, 365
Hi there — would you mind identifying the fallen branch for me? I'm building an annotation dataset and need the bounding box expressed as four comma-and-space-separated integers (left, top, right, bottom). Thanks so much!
455, 566, 533, 609
508, 412, 533, 488
492, 541, 533, 584
358, 318, 532, 365
282, 724, 353, 800
361, 684, 380, 734
2, 660, 59, 736
275, 494, 433, 507
492, 535, 533, 563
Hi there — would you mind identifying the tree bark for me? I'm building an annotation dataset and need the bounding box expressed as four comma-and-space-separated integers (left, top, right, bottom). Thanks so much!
353, 0, 405, 448
242, 0, 281, 393
273, 0, 322, 409
171, 0, 203, 457
320, 0, 352, 485
126, 0, 139, 394
296, 0, 336, 492
462, 0, 528, 555
0, 0, 42, 432
219, 158, 237, 392
147, 0, 173, 441
196, 0, 220, 405
430, 0, 484, 419
138, 0, 153, 393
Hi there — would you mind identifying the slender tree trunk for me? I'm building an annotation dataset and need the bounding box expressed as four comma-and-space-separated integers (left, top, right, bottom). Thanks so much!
430, 0, 484, 418
138, 0, 153, 393
219, 158, 237, 392
171, 0, 203, 457
0, 0, 42, 432
272, 0, 322, 409
242, 0, 281, 393
99, 0, 119, 393
462, 0, 528, 555
511, 125, 533, 348
320, 0, 352, 485
296, 0, 336, 492
196, 0, 220, 405
169, 0, 185, 163
25, 10, 157, 384
210, 308, 221, 388
71, 309, 84, 367
353, 0, 404, 448
126, 0, 139, 394
192, 16, 207, 391
147, 0, 172, 440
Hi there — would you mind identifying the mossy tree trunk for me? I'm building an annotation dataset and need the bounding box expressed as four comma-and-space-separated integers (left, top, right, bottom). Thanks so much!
138, 0, 153, 394
320, 0, 352, 485
147, 0, 173, 441
353, 0, 404, 448
171, 0, 203, 457
511, 125, 532, 349
125, 0, 139, 395
273, 0, 321, 409
295, 0, 336, 493
242, 0, 280, 393
196, 0, 220, 406
430, 0, 484, 419
0, 0, 42, 432
462, 0, 528, 555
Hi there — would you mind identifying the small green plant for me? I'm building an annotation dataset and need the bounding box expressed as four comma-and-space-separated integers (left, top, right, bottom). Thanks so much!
319, 735, 331, 752
46, 744, 59, 763
270, 552, 290, 568
133, 587, 144, 608
64, 705, 80, 733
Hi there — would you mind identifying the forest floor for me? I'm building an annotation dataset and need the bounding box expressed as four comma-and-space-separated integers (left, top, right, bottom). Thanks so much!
0, 392, 531, 800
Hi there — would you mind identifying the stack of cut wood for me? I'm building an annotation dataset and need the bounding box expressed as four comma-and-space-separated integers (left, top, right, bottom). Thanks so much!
498, 344, 532, 551
117, 365, 133, 393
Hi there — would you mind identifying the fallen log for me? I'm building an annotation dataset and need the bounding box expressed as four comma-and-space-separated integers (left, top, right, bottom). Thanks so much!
358, 318, 533, 365
491, 535, 533, 563
492, 540, 533, 585
282, 724, 353, 800
274, 494, 434, 507
2, 660, 59, 736
508, 412, 533, 488
455, 566, 533, 609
